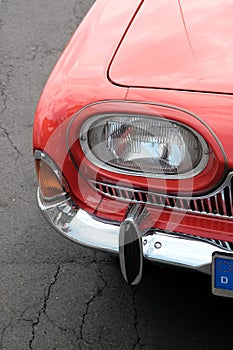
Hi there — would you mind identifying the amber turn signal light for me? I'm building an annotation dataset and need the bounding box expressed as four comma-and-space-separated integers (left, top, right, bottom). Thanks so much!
35, 159, 64, 199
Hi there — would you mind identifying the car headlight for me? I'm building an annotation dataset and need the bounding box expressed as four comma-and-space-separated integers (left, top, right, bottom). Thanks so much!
80, 114, 209, 178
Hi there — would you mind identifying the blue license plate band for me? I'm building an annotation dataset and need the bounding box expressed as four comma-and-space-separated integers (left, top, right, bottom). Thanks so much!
212, 252, 233, 297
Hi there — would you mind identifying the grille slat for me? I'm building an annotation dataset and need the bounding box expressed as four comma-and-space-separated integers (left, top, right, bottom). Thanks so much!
229, 186, 233, 216
224, 241, 231, 250
193, 200, 199, 212
89, 172, 233, 219
221, 191, 228, 216
214, 195, 220, 214
207, 198, 212, 213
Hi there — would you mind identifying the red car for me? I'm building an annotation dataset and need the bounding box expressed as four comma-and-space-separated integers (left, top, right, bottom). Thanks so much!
33, 0, 233, 297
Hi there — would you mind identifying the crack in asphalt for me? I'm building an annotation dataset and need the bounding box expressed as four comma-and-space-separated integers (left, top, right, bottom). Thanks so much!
29, 266, 60, 350
43, 312, 79, 349
0, 259, 110, 349
0, 65, 13, 114
0, 86, 7, 114
44, 312, 74, 334
13, 256, 111, 348
132, 287, 142, 350
0, 310, 36, 350
0, 124, 22, 156
0, 65, 22, 156
77, 253, 107, 346
0, 307, 38, 350
0, 319, 13, 350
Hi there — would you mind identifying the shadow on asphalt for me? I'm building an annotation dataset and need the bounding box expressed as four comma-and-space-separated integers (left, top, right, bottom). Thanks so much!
131, 261, 233, 349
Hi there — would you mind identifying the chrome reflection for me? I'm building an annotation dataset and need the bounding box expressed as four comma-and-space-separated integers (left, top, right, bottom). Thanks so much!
38, 188, 233, 275
119, 205, 152, 285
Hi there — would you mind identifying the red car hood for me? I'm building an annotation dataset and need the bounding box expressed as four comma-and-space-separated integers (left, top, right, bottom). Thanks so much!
109, 0, 233, 94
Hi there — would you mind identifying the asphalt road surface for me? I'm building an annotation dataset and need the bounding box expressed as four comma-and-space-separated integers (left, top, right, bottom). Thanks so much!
1, 1, 233, 349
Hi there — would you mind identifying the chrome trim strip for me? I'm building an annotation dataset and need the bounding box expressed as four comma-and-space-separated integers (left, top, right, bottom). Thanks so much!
37, 188, 233, 275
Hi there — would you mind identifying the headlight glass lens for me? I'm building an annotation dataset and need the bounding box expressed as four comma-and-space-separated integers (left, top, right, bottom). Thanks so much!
81, 114, 208, 177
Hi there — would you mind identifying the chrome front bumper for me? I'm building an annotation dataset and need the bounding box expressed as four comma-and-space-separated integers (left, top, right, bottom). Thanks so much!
37, 189, 231, 275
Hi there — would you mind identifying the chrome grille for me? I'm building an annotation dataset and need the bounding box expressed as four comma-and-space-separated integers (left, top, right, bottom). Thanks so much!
89, 172, 233, 219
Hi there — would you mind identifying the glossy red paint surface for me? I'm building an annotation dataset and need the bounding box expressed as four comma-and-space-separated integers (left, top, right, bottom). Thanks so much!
109, 0, 233, 93
33, 0, 233, 241
33, 0, 143, 151
33, 0, 144, 215
96, 200, 233, 242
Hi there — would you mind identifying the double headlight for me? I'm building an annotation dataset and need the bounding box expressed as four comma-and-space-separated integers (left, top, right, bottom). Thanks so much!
80, 114, 209, 178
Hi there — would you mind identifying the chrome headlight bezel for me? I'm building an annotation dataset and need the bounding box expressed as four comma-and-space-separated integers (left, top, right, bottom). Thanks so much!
79, 113, 209, 179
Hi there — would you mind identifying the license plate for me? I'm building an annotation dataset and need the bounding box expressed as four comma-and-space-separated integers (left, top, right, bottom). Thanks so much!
212, 252, 233, 297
